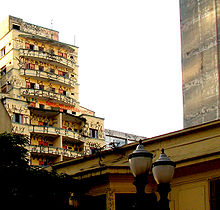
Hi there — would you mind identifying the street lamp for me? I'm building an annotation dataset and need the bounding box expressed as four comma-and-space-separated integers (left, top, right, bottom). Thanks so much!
152, 149, 176, 210
128, 142, 175, 210
128, 140, 153, 210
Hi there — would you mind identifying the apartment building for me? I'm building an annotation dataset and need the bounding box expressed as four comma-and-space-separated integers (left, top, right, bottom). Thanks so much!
0, 16, 105, 166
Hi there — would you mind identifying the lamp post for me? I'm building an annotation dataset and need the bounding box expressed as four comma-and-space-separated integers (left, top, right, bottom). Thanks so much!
128, 142, 175, 210
128, 140, 153, 210
152, 149, 176, 210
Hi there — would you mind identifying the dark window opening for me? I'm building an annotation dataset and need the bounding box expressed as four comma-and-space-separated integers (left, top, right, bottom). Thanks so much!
1, 47, 6, 57
12, 24, 20, 30
210, 179, 220, 210
30, 83, 35, 89
50, 49, 54, 55
89, 129, 98, 139
50, 69, 55, 74
12, 113, 23, 124
63, 72, 67, 77
1, 66, 6, 76
39, 47, 44, 51
39, 104, 45, 109
29, 44, 34, 50
39, 85, 44, 90
39, 66, 44, 71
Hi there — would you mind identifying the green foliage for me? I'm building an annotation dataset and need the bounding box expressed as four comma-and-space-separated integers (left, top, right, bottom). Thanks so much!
0, 133, 84, 210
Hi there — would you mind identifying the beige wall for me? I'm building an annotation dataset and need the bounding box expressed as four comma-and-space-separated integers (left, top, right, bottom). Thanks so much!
0, 101, 11, 133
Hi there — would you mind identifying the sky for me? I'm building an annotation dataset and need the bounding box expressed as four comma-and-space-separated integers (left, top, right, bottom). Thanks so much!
0, 0, 183, 138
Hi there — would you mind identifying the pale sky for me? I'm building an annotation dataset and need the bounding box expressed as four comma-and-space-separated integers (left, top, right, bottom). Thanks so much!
1, 0, 183, 137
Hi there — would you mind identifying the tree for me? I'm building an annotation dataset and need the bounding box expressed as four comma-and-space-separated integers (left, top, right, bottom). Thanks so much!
0, 133, 84, 210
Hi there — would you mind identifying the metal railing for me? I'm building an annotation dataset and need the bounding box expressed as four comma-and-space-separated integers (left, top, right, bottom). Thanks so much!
29, 144, 83, 158
20, 68, 76, 87
28, 125, 84, 141
19, 48, 75, 69
20, 88, 77, 106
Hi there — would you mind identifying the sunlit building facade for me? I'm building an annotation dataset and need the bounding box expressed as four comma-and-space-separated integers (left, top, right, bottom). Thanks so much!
0, 16, 105, 166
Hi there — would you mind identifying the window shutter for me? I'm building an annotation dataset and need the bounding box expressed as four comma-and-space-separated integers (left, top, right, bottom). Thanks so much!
12, 113, 16, 122
19, 114, 23, 124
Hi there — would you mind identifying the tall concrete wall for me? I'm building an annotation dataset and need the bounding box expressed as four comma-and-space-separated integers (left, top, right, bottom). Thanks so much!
180, 0, 220, 128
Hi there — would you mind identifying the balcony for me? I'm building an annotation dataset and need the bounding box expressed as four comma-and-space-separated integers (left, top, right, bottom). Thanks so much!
20, 88, 77, 106
12, 123, 29, 135
28, 125, 84, 142
20, 68, 76, 87
29, 144, 83, 158
19, 48, 75, 69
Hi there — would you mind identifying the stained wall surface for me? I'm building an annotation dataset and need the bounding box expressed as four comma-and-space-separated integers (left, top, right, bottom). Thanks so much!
180, 0, 220, 128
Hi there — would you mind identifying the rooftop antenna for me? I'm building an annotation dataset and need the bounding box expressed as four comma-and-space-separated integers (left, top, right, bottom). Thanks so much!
74, 35, 76, 46
51, 18, 54, 29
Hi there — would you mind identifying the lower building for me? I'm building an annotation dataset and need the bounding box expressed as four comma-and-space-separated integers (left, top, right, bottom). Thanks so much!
104, 129, 146, 148
49, 120, 220, 210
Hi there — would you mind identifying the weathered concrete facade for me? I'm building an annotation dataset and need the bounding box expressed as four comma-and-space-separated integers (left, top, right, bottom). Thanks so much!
180, 0, 220, 128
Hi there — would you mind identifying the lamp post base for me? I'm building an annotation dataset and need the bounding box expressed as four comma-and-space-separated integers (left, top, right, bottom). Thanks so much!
157, 183, 171, 210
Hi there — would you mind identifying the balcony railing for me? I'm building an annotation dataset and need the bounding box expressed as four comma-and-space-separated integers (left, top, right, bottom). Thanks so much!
19, 49, 75, 69
29, 144, 83, 158
20, 68, 76, 87
28, 125, 84, 142
20, 88, 77, 106
12, 123, 29, 134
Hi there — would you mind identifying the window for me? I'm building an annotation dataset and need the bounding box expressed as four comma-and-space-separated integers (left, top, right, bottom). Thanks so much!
1, 47, 6, 57
89, 129, 98, 139
26, 63, 35, 70
25, 43, 30, 49
58, 71, 63, 76
58, 52, 63, 57
1, 85, 7, 93
30, 83, 35, 89
39, 104, 44, 109
39, 85, 44, 90
12, 113, 23, 124
38, 121, 43, 126
26, 82, 31, 88
30, 102, 36, 107
51, 88, 55, 93
12, 24, 20, 30
39, 66, 44, 71
50, 69, 55, 74
1, 66, 6, 76
210, 179, 220, 210
58, 52, 67, 58
63, 72, 67, 77
39, 47, 44, 51
29, 44, 34, 50
49, 49, 54, 55
58, 89, 63, 94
